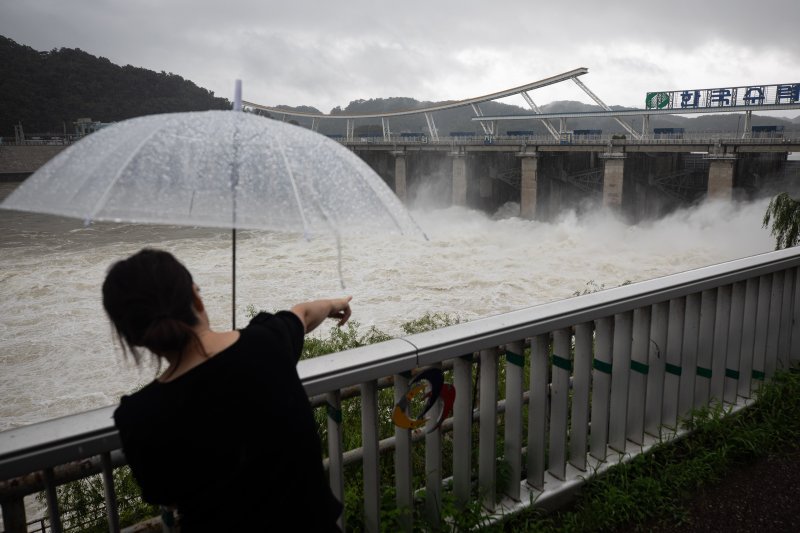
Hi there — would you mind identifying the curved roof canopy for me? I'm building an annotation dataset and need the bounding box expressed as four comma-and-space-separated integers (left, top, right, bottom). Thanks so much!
243, 68, 589, 120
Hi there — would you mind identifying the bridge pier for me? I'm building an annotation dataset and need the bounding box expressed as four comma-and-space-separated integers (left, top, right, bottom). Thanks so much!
391, 151, 407, 202
518, 152, 539, 219
600, 149, 626, 208
479, 175, 493, 210
706, 151, 737, 201
451, 151, 467, 207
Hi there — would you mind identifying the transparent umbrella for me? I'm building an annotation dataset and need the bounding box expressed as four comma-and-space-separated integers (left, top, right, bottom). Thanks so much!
0, 109, 426, 326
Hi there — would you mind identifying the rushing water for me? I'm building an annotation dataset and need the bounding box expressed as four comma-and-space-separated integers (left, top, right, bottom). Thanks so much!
0, 181, 776, 432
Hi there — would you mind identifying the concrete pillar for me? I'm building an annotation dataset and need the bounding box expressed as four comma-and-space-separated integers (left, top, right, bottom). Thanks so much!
452, 154, 467, 207
393, 153, 407, 202
519, 153, 539, 219
478, 176, 493, 211
601, 154, 625, 208
479, 177, 493, 199
707, 158, 736, 201
549, 178, 562, 217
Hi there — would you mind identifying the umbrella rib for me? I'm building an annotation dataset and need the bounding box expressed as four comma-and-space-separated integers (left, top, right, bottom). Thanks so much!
307, 135, 424, 238
84, 125, 166, 223
340, 150, 428, 239
274, 135, 311, 238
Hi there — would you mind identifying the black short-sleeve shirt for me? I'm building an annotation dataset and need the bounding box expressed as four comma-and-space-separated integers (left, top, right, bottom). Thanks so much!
114, 311, 342, 531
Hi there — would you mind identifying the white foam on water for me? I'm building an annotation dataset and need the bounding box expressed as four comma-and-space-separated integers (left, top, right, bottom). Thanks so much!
0, 181, 776, 431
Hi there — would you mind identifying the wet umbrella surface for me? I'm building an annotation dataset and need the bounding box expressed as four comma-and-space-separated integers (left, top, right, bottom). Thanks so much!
1, 110, 426, 324
2, 110, 422, 237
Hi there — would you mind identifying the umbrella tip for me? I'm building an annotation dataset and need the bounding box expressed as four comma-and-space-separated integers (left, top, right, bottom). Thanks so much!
233, 80, 242, 112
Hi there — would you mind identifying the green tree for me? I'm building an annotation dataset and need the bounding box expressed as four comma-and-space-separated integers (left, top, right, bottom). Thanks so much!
763, 192, 800, 249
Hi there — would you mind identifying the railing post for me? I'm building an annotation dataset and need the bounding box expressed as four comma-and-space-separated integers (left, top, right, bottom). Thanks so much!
326, 390, 346, 532
627, 307, 651, 446
43, 467, 63, 533
752, 275, 773, 391
765, 271, 784, 379
645, 302, 669, 436
392, 374, 413, 531
1, 497, 27, 533
425, 363, 443, 526
778, 268, 795, 370
710, 285, 732, 402
662, 297, 686, 428
590, 318, 613, 460
790, 267, 800, 364
569, 324, 592, 470
360, 380, 380, 533
504, 341, 525, 500
738, 278, 760, 398
100, 452, 121, 533
479, 348, 499, 510
452, 354, 474, 508
725, 282, 747, 404
608, 313, 633, 452
695, 290, 718, 408
527, 334, 548, 489
548, 329, 572, 479
678, 293, 701, 418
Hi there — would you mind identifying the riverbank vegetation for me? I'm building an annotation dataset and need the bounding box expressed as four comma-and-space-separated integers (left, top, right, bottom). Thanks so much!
763, 192, 800, 249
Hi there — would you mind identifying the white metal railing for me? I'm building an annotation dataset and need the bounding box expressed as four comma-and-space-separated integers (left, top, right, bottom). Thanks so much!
2, 247, 800, 532
342, 131, 797, 146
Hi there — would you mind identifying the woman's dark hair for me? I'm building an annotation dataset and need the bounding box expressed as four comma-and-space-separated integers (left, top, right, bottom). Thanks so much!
102, 249, 203, 370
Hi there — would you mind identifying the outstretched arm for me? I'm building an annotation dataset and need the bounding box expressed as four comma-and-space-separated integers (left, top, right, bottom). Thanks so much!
291, 296, 353, 334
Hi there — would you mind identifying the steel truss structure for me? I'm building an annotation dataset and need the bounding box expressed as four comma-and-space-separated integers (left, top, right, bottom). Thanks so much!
244, 68, 590, 142
245, 68, 800, 144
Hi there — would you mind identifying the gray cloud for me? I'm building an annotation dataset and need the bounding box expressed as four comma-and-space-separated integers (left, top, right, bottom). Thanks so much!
2, 0, 798, 114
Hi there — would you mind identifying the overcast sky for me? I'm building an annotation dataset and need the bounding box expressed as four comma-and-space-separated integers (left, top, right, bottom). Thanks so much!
2, 0, 798, 117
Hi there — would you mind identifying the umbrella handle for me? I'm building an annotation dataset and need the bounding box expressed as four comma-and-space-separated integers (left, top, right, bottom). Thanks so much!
232, 79, 242, 327
232, 227, 236, 329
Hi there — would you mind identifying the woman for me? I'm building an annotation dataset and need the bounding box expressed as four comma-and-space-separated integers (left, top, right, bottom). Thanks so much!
103, 248, 349, 531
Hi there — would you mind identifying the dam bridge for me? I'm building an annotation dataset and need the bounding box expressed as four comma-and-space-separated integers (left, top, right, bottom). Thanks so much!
245, 68, 800, 219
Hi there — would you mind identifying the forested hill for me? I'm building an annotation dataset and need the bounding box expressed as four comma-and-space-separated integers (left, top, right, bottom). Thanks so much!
0, 36, 230, 136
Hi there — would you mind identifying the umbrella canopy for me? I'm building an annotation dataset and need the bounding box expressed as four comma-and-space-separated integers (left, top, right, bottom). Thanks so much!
1, 110, 426, 326
1, 110, 422, 237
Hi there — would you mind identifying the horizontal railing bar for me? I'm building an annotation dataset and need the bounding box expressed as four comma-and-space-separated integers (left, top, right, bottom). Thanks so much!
0, 406, 120, 481
308, 356, 478, 407
322, 391, 528, 470
409, 249, 800, 366
0, 450, 127, 500
300, 339, 418, 397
